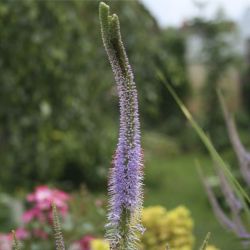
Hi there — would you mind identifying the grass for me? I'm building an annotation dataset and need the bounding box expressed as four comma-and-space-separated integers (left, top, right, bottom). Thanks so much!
143, 132, 244, 250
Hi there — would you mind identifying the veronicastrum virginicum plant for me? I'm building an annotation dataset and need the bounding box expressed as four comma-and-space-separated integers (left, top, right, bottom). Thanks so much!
99, 2, 144, 250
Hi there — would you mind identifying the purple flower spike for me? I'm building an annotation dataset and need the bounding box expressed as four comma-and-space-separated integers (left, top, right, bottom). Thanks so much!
99, 2, 144, 249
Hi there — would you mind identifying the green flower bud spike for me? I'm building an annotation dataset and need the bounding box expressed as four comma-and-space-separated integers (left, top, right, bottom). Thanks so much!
52, 203, 65, 250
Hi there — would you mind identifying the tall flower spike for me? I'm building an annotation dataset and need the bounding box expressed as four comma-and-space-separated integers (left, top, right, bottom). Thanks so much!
218, 91, 250, 186
12, 230, 21, 250
52, 203, 65, 250
198, 167, 237, 232
215, 166, 242, 213
99, 2, 144, 249
199, 165, 250, 245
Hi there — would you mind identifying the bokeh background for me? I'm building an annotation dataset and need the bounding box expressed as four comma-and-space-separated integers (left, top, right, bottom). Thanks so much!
0, 0, 250, 249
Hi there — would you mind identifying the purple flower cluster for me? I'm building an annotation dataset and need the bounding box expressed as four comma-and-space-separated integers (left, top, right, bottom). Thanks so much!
107, 64, 144, 241
107, 36, 143, 224
99, 2, 144, 249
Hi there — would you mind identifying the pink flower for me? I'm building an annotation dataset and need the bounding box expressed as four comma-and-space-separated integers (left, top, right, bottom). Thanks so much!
22, 207, 41, 223
69, 235, 96, 250
32, 229, 48, 239
0, 233, 12, 250
78, 235, 95, 250
27, 186, 70, 211
15, 228, 30, 240
23, 186, 70, 224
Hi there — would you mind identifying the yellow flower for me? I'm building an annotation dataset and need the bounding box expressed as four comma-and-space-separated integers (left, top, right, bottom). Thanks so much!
141, 205, 195, 250
90, 239, 109, 250
142, 206, 167, 228
206, 245, 220, 250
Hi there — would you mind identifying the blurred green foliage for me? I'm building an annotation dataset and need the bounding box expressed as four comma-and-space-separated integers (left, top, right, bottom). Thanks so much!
188, 17, 240, 150
0, 0, 115, 190
0, 0, 189, 190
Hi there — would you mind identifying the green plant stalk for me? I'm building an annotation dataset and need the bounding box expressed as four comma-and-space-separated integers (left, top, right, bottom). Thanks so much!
99, 2, 132, 79
199, 232, 211, 250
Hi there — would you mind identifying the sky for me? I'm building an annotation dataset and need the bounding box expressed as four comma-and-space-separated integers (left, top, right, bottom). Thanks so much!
140, 0, 250, 27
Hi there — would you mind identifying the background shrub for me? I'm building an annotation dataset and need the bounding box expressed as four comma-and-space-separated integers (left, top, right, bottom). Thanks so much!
0, 0, 189, 191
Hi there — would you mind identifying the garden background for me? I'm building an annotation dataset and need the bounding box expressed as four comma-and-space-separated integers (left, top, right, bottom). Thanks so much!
0, 0, 250, 249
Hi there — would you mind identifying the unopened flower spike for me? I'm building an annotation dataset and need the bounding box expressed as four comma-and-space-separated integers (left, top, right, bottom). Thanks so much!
99, 2, 144, 250
12, 230, 21, 250
52, 203, 65, 250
